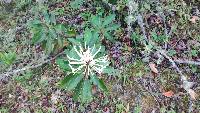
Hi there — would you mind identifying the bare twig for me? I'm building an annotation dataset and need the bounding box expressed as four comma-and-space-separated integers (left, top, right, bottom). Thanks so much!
137, 14, 148, 44
158, 50, 183, 76
0, 60, 49, 80
127, 0, 138, 37
174, 59, 200, 66
0, 51, 65, 81
158, 50, 189, 83
137, 13, 189, 86
136, 11, 197, 112
188, 97, 193, 113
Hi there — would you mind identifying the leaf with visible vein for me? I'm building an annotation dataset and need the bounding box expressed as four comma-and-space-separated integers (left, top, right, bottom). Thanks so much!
82, 80, 92, 102
91, 75, 108, 93
103, 14, 116, 26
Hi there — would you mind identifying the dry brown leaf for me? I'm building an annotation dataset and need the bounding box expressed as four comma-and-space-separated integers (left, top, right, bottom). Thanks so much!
149, 63, 158, 74
127, 46, 133, 52
63, 40, 68, 46
188, 89, 197, 100
189, 16, 199, 23
163, 90, 174, 97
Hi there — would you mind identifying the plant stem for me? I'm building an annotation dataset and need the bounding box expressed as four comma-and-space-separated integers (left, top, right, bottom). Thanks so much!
84, 62, 90, 79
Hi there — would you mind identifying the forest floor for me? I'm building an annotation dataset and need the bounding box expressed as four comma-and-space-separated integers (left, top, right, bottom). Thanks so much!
0, 0, 200, 113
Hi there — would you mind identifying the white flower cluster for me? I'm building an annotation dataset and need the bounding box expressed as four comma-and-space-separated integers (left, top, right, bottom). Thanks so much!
67, 43, 109, 76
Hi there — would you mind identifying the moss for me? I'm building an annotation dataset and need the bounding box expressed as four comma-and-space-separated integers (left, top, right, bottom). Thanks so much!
141, 95, 157, 112
129, 60, 147, 77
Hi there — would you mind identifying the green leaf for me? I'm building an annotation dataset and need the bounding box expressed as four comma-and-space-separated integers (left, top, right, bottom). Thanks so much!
50, 13, 56, 25
73, 80, 83, 101
104, 32, 115, 41
144, 3, 150, 10
56, 58, 71, 71
151, 31, 158, 41
131, 32, 140, 44
82, 80, 92, 102
46, 39, 54, 54
68, 46, 81, 59
32, 31, 43, 44
98, 79, 108, 93
91, 75, 108, 93
84, 28, 92, 46
103, 14, 116, 26
30, 24, 43, 31
67, 38, 81, 45
0, 52, 16, 65
55, 24, 65, 33
70, 0, 84, 9
105, 24, 120, 31
90, 31, 99, 46
91, 15, 101, 27
43, 11, 50, 24
59, 73, 74, 89
29, 19, 41, 26
6, 52, 16, 65
57, 37, 63, 47
39, 29, 47, 43
67, 73, 83, 90
66, 29, 76, 37
49, 28, 57, 39
59, 73, 83, 91
103, 66, 119, 76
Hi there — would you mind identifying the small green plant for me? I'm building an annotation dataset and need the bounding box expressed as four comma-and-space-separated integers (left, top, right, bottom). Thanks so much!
115, 102, 130, 113
28, 11, 68, 54
160, 107, 176, 113
70, 0, 84, 9
14, 71, 39, 92
0, 51, 16, 66
134, 105, 142, 113
151, 31, 168, 43
14, 71, 33, 83
56, 31, 110, 102
0, 107, 9, 113
90, 13, 120, 41
131, 32, 142, 45
15, 0, 32, 10
167, 49, 177, 57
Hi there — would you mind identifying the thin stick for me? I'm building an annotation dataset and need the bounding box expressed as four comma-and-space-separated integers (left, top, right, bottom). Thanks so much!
137, 13, 196, 112
188, 98, 193, 113
174, 59, 200, 66
137, 14, 148, 44
159, 50, 183, 76
158, 50, 188, 81
137, 13, 187, 81
0, 51, 64, 81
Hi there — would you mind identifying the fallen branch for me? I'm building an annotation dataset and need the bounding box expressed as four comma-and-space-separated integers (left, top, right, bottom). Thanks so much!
158, 50, 185, 80
159, 50, 183, 75
137, 13, 186, 79
137, 14, 148, 44
137, 13, 197, 104
174, 59, 200, 66
0, 51, 64, 81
